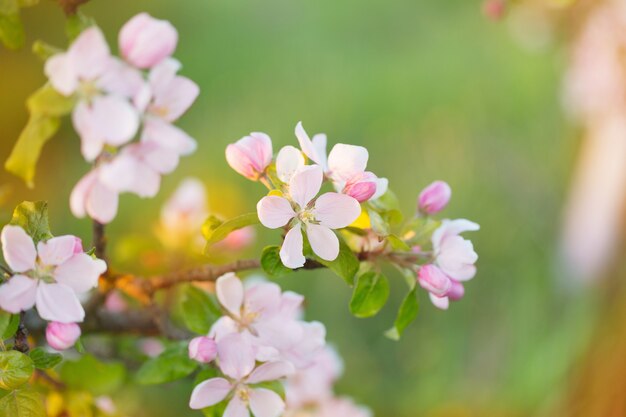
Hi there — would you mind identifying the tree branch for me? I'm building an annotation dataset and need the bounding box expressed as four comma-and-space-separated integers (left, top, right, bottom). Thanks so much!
57, 0, 90, 16
93, 220, 107, 265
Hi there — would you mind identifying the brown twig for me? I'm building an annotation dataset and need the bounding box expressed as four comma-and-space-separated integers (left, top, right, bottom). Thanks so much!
57, 0, 90, 16
92, 220, 107, 266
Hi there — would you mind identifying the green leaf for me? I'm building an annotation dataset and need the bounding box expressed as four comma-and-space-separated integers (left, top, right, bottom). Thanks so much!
28, 348, 62, 370
136, 343, 198, 385
59, 355, 125, 395
203, 212, 259, 248
367, 208, 389, 236
181, 285, 221, 335
9, 201, 52, 244
65, 12, 95, 42
385, 288, 419, 341
0, 351, 34, 390
0, 10, 23, 49
387, 234, 410, 251
17, 0, 38, 7
260, 246, 292, 277
1, 314, 19, 340
32, 40, 61, 61
0, 387, 45, 417
350, 272, 390, 318
313, 236, 359, 286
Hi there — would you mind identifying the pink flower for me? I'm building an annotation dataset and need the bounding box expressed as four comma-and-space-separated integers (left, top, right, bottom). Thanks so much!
418, 181, 451, 215
188, 336, 218, 363
285, 346, 343, 408
226, 133, 273, 180
46, 322, 81, 350
257, 165, 361, 268
104, 290, 128, 313
432, 219, 480, 281
190, 333, 294, 416
317, 397, 372, 417
160, 177, 208, 235
220, 227, 256, 251
140, 338, 165, 357
417, 264, 451, 297
342, 172, 378, 203
0, 226, 106, 323
294, 122, 388, 200
45, 27, 141, 161
119, 13, 178, 69
70, 166, 120, 224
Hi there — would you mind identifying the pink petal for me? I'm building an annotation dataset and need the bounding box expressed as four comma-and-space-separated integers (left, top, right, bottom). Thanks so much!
46, 322, 81, 351
311, 134, 328, 170
244, 282, 282, 318
417, 264, 452, 297
151, 75, 199, 122
249, 388, 285, 417
437, 236, 478, 281
85, 178, 119, 224
280, 225, 305, 268
54, 253, 106, 293
306, 224, 339, 261
1, 225, 36, 273
313, 192, 361, 229
217, 333, 256, 380
148, 58, 181, 94
226, 133, 273, 179
429, 293, 450, 310
254, 317, 304, 350
70, 170, 98, 219
68, 27, 111, 80
371, 176, 389, 200
216, 273, 244, 317
119, 13, 178, 69
257, 196, 295, 229
98, 151, 162, 198
37, 236, 79, 266
447, 279, 465, 301
36, 283, 85, 323
72, 102, 104, 162
295, 122, 327, 168
288, 165, 323, 209
327, 143, 369, 183
141, 117, 196, 155
418, 181, 452, 215
247, 361, 294, 384
276, 146, 304, 183
44, 53, 77, 96
189, 377, 232, 409
224, 396, 250, 417
0, 275, 37, 313
90, 95, 140, 146
432, 219, 480, 250
279, 291, 304, 319
97, 57, 145, 99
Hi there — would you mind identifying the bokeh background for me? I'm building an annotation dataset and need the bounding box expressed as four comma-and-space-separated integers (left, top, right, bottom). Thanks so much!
1, 0, 623, 416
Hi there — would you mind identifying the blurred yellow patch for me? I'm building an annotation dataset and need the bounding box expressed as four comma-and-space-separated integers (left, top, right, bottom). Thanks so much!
268, 190, 283, 197
46, 392, 65, 417
350, 209, 371, 229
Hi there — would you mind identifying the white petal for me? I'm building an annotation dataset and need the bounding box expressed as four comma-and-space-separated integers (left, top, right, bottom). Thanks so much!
288, 165, 323, 209
429, 293, 449, 310
313, 192, 362, 229
151, 75, 199, 122
1, 226, 36, 273
44, 53, 78, 96
216, 273, 243, 317
85, 179, 119, 224
90, 95, 139, 146
306, 224, 339, 261
189, 378, 232, 409
311, 133, 328, 170
371, 177, 389, 200
0, 275, 37, 313
68, 27, 111, 80
70, 170, 98, 219
280, 225, 305, 269
249, 388, 285, 417
54, 253, 106, 293
217, 333, 256, 380
247, 361, 294, 384
37, 236, 78, 266
256, 196, 295, 229
36, 283, 85, 323
327, 143, 369, 183
141, 117, 196, 155
276, 146, 304, 183
295, 122, 326, 168
224, 396, 250, 417
72, 102, 105, 162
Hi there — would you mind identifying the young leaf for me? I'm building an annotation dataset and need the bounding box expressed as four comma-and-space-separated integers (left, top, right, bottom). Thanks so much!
313, 236, 360, 286
59, 355, 126, 395
261, 246, 292, 278
387, 234, 411, 251
1, 314, 19, 340
181, 285, 222, 335
29, 348, 62, 370
26, 84, 76, 116
0, 0, 24, 50
65, 12, 95, 41
350, 272, 390, 318
0, 351, 34, 390
0, 387, 45, 417
9, 201, 52, 244
385, 288, 419, 341
203, 212, 259, 248
136, 343, 198, 385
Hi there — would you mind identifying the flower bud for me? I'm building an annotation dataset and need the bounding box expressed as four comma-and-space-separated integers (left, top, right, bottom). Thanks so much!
72, 237, 84, 254
482, 0, 506, 21
418, 264, 452, 297
119, 13, 178, 69
188, 336, 217, 363
418, 181, 451, 214
446, 279, 465, 301
46, 322, 81, 351
343, 172, 377, 202
225, 133, 273, 180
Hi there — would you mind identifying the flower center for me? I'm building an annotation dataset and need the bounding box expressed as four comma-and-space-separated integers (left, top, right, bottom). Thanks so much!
30, 261, 56, 284
298, 209, 316, 224
235, 385, 250, 404
78, 80, 101, 102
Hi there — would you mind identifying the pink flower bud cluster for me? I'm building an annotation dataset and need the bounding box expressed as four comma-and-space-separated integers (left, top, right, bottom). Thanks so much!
44, 13, 199, 224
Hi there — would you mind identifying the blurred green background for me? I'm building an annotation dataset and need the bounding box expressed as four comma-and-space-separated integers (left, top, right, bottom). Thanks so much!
0, 0, 596, 416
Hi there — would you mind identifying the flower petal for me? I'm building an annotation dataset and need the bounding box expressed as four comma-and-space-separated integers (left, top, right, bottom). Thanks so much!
249, 388, 285, 417
189, 377, 232, 409
141, 117, 196, 155
280, 225, 305, 269
70, 170, 98, 219
216, 273, 244, 317
72, 102, 105, 162
37, 236, 79, 267
68, 27, 111, 80
244, 282, 282, 318
36, 283, 85, 323
257, 196, 295, 229
371, 176, 389, 200
327, 143, 369, 183
306, 224, 339, 262
54, 253, 106, 293
295, 122, 327, 169
90, 95, 140, 146
247, 361, 294, 384
217, 333, 256, 380
1, 226, 36, 273
85, 178, 119, 224
432, 219, 480, 250
224, 396, 250, 417
151, 75, 199, 122
276, 146, 305, 183
44, 53, 77, 96
429, 293, 449, 310
313, 193, 361, 229
0, 275, 37, 313
288, 165, 323, 209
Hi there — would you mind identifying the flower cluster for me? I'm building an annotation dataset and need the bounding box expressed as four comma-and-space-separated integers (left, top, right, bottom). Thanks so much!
44, 13, 199, 224
188, 273, 370, 416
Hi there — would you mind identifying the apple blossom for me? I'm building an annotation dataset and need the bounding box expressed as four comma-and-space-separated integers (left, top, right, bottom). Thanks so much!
46, 321, 81, 350
226, 133, 273, 181
285, 346, 343, 408
190, 333, 294, 415
160, 177, 208, 237
0, 225, 106, 322
417, 264, 452, 298
316, 397, 373, 417
257, 165, 361, 268
418, 180, 451, 215
119, 13, 178, 69
432, 219, 480, 281
70, 165, 120, 224
188, 336, 218, 363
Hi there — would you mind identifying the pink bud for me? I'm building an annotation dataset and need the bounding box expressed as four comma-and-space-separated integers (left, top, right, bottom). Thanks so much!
72, 237, 84, 254
418, 181, 451, 214
119, 13, 178, 69
188, 336, 217, 363
482, 0, 506, 21
46, 322, 81, 351
343, 172, 377, 202
104, 291, 128, 313
446, 279, 465, 301
418, 264, 452, 297
225, 133, 273, 180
